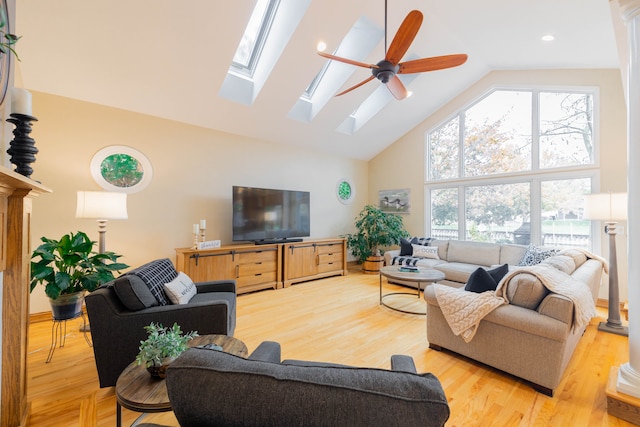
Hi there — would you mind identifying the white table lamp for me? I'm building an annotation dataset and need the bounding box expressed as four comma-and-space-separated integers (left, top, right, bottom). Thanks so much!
76, 191, 128, 254
583, 192, 628, 336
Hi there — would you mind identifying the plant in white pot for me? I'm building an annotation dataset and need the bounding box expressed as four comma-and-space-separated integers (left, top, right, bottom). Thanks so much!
136, 322, 199, 378
30, 231, 129, 320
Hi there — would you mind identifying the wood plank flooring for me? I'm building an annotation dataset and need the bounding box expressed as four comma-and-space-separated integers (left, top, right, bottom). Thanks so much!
26, 269, 632, 426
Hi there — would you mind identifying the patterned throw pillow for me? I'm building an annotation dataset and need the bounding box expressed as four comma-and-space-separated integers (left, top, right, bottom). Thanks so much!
125, 258, 178, 306
517, 245, 558, 266
399, 237, 418, 256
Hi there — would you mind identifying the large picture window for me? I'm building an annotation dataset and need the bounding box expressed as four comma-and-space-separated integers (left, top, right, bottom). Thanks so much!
426, 88, 597, 249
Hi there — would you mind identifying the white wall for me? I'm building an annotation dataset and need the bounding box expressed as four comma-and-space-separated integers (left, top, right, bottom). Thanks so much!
28, 92, 368, 313
369, 69, 628, 301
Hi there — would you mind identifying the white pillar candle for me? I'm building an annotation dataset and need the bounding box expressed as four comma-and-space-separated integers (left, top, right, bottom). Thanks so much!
11, 88, 32, 116
193, 224, 199, 234
200, 219, 206, 230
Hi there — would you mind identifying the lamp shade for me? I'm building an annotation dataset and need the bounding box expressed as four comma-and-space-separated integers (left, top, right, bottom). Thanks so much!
583, 192, 627, 221
76, 191, 128, 220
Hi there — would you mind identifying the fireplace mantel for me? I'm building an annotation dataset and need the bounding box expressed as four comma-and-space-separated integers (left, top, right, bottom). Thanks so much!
0, 165, 50, 426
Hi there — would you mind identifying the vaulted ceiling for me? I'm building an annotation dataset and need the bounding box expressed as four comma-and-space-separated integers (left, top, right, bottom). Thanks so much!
15, 0, 618, 160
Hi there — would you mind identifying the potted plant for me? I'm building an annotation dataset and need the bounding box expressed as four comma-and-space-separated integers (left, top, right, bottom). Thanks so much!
30, 231, 129, 320
344, 205, 410, 273
136, 322, 199, 378
0, 6, 20, 59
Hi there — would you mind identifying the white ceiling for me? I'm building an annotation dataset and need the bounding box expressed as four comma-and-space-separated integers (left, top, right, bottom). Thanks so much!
15, 0, 619, 161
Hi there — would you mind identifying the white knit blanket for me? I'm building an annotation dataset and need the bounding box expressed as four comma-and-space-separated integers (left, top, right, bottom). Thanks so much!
434, 263, 599, 343
433, 285, 506, 343
496, 264, 597, 333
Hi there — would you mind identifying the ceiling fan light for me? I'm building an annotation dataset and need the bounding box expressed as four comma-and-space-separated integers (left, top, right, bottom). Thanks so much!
316, 41, 327, 52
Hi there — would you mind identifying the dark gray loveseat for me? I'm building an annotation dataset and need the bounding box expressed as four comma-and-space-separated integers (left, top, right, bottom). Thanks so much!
85, 258, 236, 388
159, 341, 450, 426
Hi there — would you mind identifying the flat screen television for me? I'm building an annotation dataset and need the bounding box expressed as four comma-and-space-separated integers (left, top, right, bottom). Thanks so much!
232, 186, 310, 244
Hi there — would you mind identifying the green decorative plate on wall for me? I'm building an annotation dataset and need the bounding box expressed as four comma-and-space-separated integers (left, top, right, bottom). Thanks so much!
336, 179, 355, 204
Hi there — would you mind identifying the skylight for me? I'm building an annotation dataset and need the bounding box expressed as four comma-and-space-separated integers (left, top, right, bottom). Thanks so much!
220, 0, 311, 105
231, 0, 279, 76
288, 15, 383, 123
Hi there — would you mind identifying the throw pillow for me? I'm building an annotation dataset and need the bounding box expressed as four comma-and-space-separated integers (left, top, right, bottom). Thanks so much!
464, 267, 498, 293
163, 272, 197, 304
399, 237, 417, 256
113, 275, 159, 311
412, 244, 439, 259
488, 263, 509, 284
517, 245, 558, 266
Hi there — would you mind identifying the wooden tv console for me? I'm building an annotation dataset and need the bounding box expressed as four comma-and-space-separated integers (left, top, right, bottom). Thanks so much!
175, 238, 347, 294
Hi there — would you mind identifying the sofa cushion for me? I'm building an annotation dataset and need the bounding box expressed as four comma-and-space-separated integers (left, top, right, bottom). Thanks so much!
499, 244, 528, 265
164, 272, 197, 304
124, 258, 178, 306
112, 275, 159, 311
503, 272, 550, 309
430, 240, 450, 261
518, 245, 558, 266
413, 245, 440, 259
435, 262, 483, 284
446, 240, 501, 266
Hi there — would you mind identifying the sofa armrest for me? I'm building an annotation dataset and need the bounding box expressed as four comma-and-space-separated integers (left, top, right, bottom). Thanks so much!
537, 294, 573, 325
195, 280, 236, 294
248, 341, 281, 363
391, 355, 417, 373
384, 249, 400, 266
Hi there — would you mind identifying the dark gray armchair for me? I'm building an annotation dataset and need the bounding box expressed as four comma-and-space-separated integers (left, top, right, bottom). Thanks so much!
85, 258, 236, 388
162, 341, 450, 426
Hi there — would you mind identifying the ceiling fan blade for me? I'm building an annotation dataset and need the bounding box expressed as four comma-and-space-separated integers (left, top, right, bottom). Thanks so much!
398, 54, 468, 74
386, 75, 409, 100
335, 76, 375, 96
385, 10, 423, 65
317, 52, 378, 69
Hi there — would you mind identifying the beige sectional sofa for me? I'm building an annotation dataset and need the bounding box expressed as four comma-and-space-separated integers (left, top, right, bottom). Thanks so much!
383, 239, 529, 287
384, 239, 605, 396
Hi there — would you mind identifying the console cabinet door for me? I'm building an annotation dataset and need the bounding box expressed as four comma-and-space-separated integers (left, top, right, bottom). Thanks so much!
284, 243, 317, 281
185, 251, 235, 282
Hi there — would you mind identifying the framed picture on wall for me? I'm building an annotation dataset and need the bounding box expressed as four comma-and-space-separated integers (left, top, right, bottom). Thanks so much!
379, 189, 410, 214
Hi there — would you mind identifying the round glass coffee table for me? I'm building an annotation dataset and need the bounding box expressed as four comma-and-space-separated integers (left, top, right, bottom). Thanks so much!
379, 265, 445, 315
115, 334, 248, 427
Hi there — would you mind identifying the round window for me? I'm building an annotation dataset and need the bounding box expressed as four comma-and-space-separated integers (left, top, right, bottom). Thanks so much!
336, 179, 355, 204
91, 146, 152, 193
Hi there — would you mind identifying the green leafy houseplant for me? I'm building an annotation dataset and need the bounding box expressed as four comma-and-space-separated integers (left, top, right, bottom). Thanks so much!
0, 6, 19, 59
344, 204, 410, 263
30, 231, 129, 300
136, 322, 198, 372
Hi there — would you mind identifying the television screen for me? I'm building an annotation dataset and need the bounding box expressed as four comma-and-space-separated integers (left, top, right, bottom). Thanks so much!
232, 186, 310, 243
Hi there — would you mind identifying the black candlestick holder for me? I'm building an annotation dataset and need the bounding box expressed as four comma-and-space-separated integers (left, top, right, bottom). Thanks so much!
6, 113, 38, 179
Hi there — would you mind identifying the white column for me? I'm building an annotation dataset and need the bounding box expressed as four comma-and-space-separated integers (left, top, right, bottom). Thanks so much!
618, 0, 640, 397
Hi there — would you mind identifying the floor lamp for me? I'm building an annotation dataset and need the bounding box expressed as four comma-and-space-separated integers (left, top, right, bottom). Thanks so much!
76, 191, 128, 254
583, 192, 628, 336
75, 191, 127, 332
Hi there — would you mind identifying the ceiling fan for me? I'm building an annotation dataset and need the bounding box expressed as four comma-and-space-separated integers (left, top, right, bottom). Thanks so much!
317, 2, 468, 100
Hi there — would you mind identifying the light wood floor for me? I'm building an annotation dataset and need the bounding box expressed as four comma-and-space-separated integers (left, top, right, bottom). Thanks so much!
26, 269, 632, 426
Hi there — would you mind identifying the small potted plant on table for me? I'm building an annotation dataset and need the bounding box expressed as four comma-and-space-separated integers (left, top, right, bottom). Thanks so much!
344, 205, 410, 273
136, 322, 199, 378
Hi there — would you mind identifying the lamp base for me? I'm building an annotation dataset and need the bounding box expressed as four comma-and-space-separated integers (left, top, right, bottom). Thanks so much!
598, 321, 628, 336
